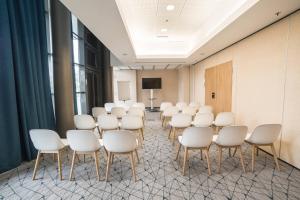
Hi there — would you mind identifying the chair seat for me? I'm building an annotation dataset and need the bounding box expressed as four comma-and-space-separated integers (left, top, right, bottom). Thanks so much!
61, 139, 103, 147
169, 121, 190, 128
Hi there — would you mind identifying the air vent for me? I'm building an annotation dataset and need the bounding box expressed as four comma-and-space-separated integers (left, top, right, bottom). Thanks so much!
157, 35, 168, 38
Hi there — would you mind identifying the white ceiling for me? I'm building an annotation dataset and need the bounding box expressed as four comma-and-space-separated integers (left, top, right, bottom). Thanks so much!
60, 0, 300, 70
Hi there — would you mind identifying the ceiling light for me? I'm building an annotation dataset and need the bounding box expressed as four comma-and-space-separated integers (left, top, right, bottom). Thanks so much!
161, 28, 167, 32
166, 5, 175, 11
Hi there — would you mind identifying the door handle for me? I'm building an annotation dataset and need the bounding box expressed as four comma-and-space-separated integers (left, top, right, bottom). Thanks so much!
212, 92, 215, 99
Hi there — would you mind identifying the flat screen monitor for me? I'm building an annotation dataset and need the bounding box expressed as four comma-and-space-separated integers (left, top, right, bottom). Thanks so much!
142, 78, 161, 89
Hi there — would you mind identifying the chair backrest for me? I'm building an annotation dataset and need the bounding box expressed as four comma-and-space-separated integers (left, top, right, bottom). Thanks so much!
182, 106, 197, 116
181, 127, 213, 147
121, 115, 143, 129
103, 130, 138, 153
67, 130, 100, 151
214, 112, 234, 127
97, 114, 119, 130
74, 115, 96, 130
176, 102, 187, 111
128, 107, 144, 117
249, 124, 282, 144
160, 102, 172, 111
132, 102, 145, 111
189, 102, 200, 110
104, 102, 115, 112
162, 106, 179, 117
170, 113, 192, 127
30, 129, 64, 151
192, 113, 214, 127
216, 126, 248, 146
92, 107, 107, 118
111, 107, 126, 118
198, 105, 213, 114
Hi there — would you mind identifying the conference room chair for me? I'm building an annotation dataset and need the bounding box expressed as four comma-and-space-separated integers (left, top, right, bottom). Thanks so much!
182, 106, 197, 116
97, 114, 119, 136
132, 102, 146, 111
213, 112, 234, 130
191, 112, 214, 127
104, 102, 116, 113
120, 115, 144, 146
169, 113, 192, 144
212, 126, 248, 173
161, 106, 179, 127
189, 102, 201, 111
103, 130, 139, 182
128, 107, 145, 123
176, 102, 187, 111
67, 130, 101, 181
159, 102, 173, 119
92, 107, 107, 119
198, 105, 213, 114
245, 124, 281, 171
176, 127, 213, 175
74, 114, 100, 138
30, 129, 67, 180
111, 107, 127, 119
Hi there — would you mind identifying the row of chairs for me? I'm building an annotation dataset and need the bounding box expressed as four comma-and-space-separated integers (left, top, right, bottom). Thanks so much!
30, 129, 140, 182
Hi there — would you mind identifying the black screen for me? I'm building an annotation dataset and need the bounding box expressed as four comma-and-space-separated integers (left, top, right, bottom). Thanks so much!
142, 78, 162, 89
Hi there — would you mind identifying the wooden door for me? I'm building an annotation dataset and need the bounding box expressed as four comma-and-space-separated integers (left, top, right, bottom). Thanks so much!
205, 61, 232, 114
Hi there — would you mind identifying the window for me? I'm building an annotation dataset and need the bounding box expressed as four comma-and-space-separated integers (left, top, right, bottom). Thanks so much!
72, 15, 87, 114
44, 0, 55, 112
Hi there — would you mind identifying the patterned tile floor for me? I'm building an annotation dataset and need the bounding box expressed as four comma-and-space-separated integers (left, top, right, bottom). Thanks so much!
1, 112, 300, 199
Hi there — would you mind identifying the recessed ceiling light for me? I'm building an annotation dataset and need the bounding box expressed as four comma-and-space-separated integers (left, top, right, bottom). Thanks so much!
166, 5, 175, 11
161, 28, 167, 32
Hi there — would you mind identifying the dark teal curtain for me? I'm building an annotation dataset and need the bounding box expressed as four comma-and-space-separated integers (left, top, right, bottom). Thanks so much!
0, 0, 55, 173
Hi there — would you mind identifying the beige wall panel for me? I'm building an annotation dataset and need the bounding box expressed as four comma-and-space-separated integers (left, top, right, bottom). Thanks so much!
136, 70, 178, 107
178, 67, 190, 103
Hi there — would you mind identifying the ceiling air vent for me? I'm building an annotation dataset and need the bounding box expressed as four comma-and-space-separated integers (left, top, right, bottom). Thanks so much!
156, 35, 168, 38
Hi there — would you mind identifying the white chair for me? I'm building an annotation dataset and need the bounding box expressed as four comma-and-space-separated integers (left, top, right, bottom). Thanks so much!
176, 127, 213, 175
111, 107, 126, 119
121, 115, 144, 144
182, 106, 197, 116
132, 102, 146, 111
128, 107, 144, 118
74, 114, 100, 138
159, 102, 172, 119
189, 102, 201, 111
97, 114, 119, 136
176, 102, 187, 111
169, 113, 192, 144
198, 105, 213, 114
103, 130, 139, 182
214, 112, 235, 132
67, 130, 101, 181
30, 129, 66, 180
191, 113, 214, 127
161, 106, 179, 127
212, 126, 248, 173
92, 107, 107, 119
245, 124, 281, 171
104, 102, 115, 113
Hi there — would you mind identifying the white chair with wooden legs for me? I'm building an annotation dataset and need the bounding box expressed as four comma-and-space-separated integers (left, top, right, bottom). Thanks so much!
182, 106, 197, 117
212, 126, 248, 173
67, 130, 101, 181
120, 115, 144, 146
132, 102, 146, 111
245, 124, 281, 172
159, 102, 173, 119
128, 107, 145, 124
74, 114, 101, 138
176, 102, 187, 112
92, 107, 107, 119
189, 102, 200, 111
30, 129, 66, 180
162, 106, 179, 127
191, 113, 214, 127
169, 113, 192, 144
97, 114, 119, 136
103, 130, 139, 182
198, 105, 213, 114
111, 107, 126, 119
104, 102, 115, 113
176, 127, 213, 175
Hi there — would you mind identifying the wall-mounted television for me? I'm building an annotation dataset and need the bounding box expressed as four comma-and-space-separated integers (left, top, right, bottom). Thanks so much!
142, 78, 161, 89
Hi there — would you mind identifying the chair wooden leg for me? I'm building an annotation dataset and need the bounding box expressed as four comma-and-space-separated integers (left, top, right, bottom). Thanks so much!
69, 151, 76, 181
140, 128, 144, 140
251, 145, 256, 172
162, 117, 164, 127
175, 143, 181, 160
130, 152, 137, 182
83, 154, 86, 163
232, 147, 237, 157
256, 147, 259, 156
204, 148, 211, 176
271, 144, 280, 171
182, 147, 188, 175
135, 149, 140, 163
57, 151, 62, 180
111, 154, 115, 164
218, 146, 222, 173
168, 127, 172, 139
32, 151, 41, 180
172, 128, 177, 145
238, 146, 246, 173
200, 149, 203, 160
94, 151, 100, 181
97, 126, 102, 139
105, 152, 112, 181
229, 148, 231, 157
